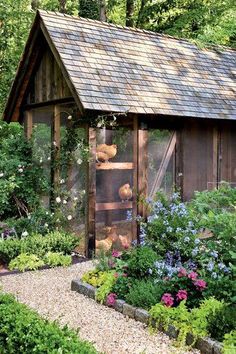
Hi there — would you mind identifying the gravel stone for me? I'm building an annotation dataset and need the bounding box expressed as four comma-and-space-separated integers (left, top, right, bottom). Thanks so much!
213, 342, 223, 354
0, 261, 199, 354
196, 337, 214, 354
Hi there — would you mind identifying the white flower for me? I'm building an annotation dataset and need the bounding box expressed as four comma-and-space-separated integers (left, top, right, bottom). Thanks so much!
45, 211, 49, 215
67, 115, 72, 120
0, 172, 4, 178
18, 164, 22, 168
18, 168, 23, 173
56, 219, 60, 223
73, 197, 78, 201
82, 190, 86, 195
39, 158, 43, 163
44, 223, 48, 227
63, 199, 67, 204
55, 197, 61, 203
47, 157, 51, 161
53, 141, 57, 147
60, 179, 65, 184
97, 122, 102, 128
67, 215, 72, 221
22, 231, 28, 237
77, 158, 82, 165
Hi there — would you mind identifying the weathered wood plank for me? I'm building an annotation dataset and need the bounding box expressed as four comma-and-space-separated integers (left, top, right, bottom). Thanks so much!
86, 127, 96, 258
132, 115, 138, 242
96, 162, 133, 170
53, 105, 60, 189
138, 129, 148, 218
96, 201, 132, 211
25, 110, 33, 139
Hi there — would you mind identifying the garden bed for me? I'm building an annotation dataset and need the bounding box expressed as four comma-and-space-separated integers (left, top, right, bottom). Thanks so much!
0, 254, 87, 277
71, 279, 222, 354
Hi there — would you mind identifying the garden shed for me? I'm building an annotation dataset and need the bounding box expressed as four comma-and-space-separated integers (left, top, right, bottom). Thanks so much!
3, 10, 236, 257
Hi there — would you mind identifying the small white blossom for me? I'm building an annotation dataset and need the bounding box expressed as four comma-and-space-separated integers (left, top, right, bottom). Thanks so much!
67, 215, 72, 221
53, 141, 57, 147
73, 197, 78, 201
39, 158, 43, 163
55, 197, 61, 203
0, 172, 4, 178
82, 190, 86, 195
47, 157, 51, 161
44, 223, 48, 228
67, 115, 72, 120
60, 179, 65, 184
97, 122, 102, 128
56, 219, 60, 223
77, 158, 82, 165
22, 231, 28, 237
18, 168, 23, 173
63, 199, 67, 204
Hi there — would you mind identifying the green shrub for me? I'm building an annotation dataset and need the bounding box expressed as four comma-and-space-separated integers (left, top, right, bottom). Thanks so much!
9, 253, 45, 272
44, 252, 72, 267
95, 271, 116, 303
112, 275, 133, 300
125, 279, 166, 310
127, 246, 158, 278
223, 330, 236, 354
207, 304, 236, 342
0, 231, 79, 263
0, 293, 98, 354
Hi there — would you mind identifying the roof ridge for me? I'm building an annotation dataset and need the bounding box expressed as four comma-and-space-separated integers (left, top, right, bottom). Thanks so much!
38, 9, 236, 53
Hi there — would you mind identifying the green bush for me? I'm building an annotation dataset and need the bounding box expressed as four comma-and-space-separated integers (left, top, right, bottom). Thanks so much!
127, 246, 158, 278
0, 231, 79, 264
0, 293, 98, 354
223, 330, 236, 354
9, 253, 45, 272
44, 252, 72, 267
207, 304, 236, 342
126, 279, 166, 310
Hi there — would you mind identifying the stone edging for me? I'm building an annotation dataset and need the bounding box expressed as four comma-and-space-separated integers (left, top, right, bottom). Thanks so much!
71, 279, 222, 354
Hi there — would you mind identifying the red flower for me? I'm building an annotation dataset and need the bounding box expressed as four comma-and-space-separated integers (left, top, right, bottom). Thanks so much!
176, 289, 188, 301
112, 250, 121, 258
161, 293, 174, 307
106, 293, 117, 306
178, 268, 187, 277
194, 279, 207, 291
188, 271, 198, 280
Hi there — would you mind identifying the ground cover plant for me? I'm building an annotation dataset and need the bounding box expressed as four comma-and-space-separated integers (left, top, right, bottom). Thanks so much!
0, 292, 98, 354
82, 186, 236, 350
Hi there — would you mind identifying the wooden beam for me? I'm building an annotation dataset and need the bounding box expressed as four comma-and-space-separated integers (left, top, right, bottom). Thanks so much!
96, 162, 133, 170
132, 116, 138, 242
25, 110, 33, 139
53, 105, 60, 189
212, 127, 218, 189
86, 127, 96, 258
96, 201, 132, 211
23, 96, 74, 110
150, 132, 177, 198
138, 129, 148, 218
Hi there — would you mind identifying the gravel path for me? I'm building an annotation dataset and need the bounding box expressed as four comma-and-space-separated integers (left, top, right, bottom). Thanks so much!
0, 262, 198, 354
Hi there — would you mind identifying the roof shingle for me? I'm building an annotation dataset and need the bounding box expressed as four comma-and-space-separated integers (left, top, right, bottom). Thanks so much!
39, 10, 236, 119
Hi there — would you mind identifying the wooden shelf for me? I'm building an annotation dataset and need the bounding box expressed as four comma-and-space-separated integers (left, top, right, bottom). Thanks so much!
96, 162, 133, 170
96, 201, 132, 211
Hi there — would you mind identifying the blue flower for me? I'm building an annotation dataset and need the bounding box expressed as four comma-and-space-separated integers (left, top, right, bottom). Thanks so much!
192, 248, 199, 256
210, 250, 218, 258
126, 210, 132, 221
166, 226, 173, 233
207, 261, 215, 272
194, 238, 200, 245
148, 268, 153, 275
211, 272, 218, 279
218, 262, 225, 270
184, 236, 190, 242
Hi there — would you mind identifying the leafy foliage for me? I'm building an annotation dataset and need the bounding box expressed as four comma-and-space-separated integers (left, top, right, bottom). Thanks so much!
207, 304, 236, 342
0, 231, 79, 263
126, 245, 158, 278
223, 330, 236, 354
0, 292, 98, 353
44, 251, 72, 267
95, 271, 116, 303
8, 253, 45, 271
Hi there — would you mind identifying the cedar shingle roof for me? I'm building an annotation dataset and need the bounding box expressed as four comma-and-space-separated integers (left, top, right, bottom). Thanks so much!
39, 10, 236, 119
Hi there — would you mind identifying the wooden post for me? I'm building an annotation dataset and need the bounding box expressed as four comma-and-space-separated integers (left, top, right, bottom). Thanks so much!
138, 128, 148, 219
86, 126, 96, 258
25, 110, 33, 139
212, 127, 218, 189
175, 129, 183, 199
53, 105, 60, 190
132, 116, 138, 242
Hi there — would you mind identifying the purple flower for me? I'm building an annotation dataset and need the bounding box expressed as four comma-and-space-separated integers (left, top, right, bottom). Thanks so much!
106, 293, 117, 306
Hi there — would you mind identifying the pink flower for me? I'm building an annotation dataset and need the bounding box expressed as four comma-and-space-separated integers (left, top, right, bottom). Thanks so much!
106, 293, 117, 306
178, 268, 187, 277
176, 289, 188, 301
188, 271, 198, 280
114, 272, 119, 278
112, 250, 121, 258
194, 279, 207, 291
161, 293, 174, 307
122, 273, 127, 277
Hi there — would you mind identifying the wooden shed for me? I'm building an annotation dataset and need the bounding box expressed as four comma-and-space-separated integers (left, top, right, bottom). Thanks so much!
3, 10, 236, 256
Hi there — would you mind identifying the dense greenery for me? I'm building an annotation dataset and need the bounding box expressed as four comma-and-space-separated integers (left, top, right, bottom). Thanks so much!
0, 292, 98, 353
82, 186, 236, 348
1, 0, 235, 118
0, 231, 79, 264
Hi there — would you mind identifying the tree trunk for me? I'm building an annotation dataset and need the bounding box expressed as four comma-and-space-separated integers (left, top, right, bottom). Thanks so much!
136, 0, 147, 27
99, 0, 107, 21
59, 0, 67, 13
126, 0, 134, 27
